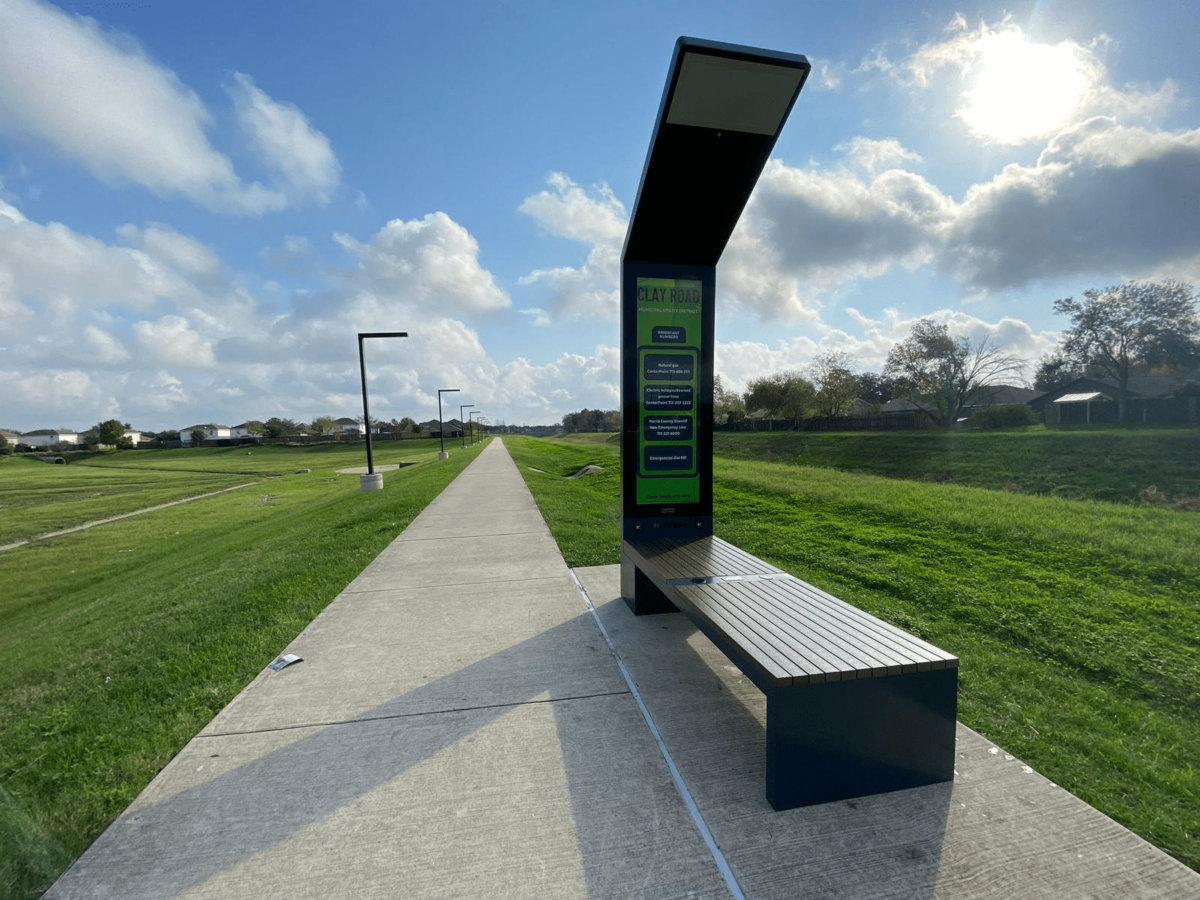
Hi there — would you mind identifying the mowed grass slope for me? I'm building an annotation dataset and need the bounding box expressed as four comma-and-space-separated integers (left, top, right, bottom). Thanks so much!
506, 431, 1200, 871
712, 427, 1200, 504
0, 441, 476, 900
0, 441, 440, 547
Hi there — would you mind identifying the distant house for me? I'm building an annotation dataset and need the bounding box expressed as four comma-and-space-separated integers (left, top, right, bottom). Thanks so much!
1, 428, 21, 445
877, 384, 1042, 426
1030, 375, 1200, 425
20, 428, 81, 448
962, 384, 1042, 411
180, 424, 232, 444
120, 429, 152, 446
230, 422, 264, 441
419, 418, 463, 438
336, 417, 366, 435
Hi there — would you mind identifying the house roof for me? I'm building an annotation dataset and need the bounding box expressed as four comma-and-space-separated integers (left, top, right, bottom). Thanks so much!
1035, 373, 1200, 405
964, 384, 1042, 406
20, 428, 79, 436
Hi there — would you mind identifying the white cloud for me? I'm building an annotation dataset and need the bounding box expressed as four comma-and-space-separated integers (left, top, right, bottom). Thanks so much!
836, 137, 924, 176
117, 223, 223, 280
228, 72, 341, 205
721, 156, 949, 322
334, 212, 511, 317
83, 324, 130, 364
133, 315, 216, 367
0, 208, 197, 316
517, 173, 624, 320
0, 369, 117, 424
942, 119, 1200, 290
0, 0, 336, 213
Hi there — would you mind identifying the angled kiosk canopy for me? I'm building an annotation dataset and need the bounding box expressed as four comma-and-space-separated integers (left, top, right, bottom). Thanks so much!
620, 37, 809, 545
622, 37, 810, 267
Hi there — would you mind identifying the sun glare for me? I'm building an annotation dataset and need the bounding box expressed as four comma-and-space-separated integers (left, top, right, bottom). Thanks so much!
959, 31, 1091, 144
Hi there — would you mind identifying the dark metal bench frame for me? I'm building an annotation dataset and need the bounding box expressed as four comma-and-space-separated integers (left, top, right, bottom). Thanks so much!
622, 536, 958, 810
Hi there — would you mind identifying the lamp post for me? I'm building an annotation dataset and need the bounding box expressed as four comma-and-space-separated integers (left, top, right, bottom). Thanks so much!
478, 417, 488, 442
437, 388, 459, 459
459, 403, 474, 448
357, 331, 408, 492
469, 410, 483, 445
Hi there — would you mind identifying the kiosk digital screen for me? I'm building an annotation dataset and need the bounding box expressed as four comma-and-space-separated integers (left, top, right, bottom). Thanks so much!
635, 277, 702, 505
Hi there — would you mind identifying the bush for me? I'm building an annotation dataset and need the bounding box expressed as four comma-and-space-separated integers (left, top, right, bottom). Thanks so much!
969, 404, 1041, 429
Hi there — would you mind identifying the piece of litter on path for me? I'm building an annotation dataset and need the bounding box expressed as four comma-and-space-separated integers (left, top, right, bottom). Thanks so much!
268, 653, 302, 671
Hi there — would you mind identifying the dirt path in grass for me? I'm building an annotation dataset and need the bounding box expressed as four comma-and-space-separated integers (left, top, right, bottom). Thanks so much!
0, 482, 260, 553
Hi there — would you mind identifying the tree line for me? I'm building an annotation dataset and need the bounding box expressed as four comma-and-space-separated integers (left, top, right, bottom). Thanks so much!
559, 279, 1199, 432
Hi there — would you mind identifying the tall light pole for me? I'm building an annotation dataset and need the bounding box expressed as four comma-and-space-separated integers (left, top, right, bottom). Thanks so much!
469, 410, 483, 445
459, 403, 474, 448
357, 331, 408, 492
437, 388, 459, 459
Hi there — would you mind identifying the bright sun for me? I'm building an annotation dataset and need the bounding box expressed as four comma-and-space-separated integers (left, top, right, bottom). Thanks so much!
959, 31, 1091, 144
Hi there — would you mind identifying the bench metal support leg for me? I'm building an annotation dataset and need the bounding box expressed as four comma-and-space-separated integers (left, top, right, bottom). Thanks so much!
620, 555, 679, 616
765, 667, 958, 810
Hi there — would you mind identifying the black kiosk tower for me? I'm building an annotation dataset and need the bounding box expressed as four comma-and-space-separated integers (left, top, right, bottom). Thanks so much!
621, 38, 810, 611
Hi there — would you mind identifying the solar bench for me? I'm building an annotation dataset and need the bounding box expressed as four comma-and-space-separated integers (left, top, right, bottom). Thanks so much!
622, 535, 959, 810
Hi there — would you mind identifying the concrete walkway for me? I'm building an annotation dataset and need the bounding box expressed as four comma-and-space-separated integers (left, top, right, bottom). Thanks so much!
47, 439, 1198, 898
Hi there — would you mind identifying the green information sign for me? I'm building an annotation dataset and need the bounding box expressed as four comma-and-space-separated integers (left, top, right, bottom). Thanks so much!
636, 277, 702, 505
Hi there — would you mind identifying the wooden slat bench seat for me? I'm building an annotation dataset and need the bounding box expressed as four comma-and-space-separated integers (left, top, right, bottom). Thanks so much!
622, 535, 959, 810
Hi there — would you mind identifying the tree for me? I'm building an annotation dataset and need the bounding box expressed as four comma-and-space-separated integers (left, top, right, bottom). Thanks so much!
190, 429, 206, 446
560, 408, 618, 433
311, 416, 339, 436
1032, 352, 1089, 392
807, 351, 861, 418
857, 371, 900, 409
95, 419, 126, 446
884, 319, 1026, 428
1053, 280, 1200, 423
713, 375, 746, 425
242, 420, 267, 436
744, 371, 816, 425
263, 418, 297, 439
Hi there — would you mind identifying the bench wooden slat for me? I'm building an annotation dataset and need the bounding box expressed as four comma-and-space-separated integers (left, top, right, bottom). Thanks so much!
676, 586, 797, 685
741, 580, 924, 677
709, 580, 899, 680
783, 579, 959, 670
634, 536, 785, 579
679, 583, 849, 686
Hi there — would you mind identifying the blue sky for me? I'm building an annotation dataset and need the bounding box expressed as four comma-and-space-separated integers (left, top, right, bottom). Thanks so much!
2, 0, 1197, 431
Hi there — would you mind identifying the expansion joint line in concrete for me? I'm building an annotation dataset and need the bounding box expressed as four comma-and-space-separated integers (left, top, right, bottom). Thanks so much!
569, 569, 747, 900
391, 527, 549, 543
343, 574, 568, 596
199, 689, 633, 738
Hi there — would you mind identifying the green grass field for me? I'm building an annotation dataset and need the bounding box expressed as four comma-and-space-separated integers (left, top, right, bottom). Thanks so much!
0, 439, 476, 900
506, 430, 1200, 872
3, 429, 1197, 897
0, 442, 441, 547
